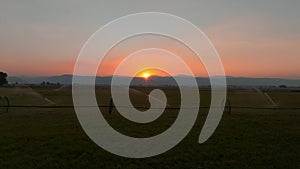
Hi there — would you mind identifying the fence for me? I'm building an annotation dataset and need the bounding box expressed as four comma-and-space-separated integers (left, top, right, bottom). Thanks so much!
1, 96, 300, 114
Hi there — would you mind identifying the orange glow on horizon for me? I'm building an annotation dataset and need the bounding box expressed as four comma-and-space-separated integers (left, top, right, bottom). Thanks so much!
135, 68, 170, 79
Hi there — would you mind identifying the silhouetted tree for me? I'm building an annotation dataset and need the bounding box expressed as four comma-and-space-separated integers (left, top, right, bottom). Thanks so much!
0, 72, 8, 86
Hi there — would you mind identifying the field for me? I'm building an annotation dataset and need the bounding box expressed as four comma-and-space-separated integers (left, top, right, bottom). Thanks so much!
0, 86, 299, 169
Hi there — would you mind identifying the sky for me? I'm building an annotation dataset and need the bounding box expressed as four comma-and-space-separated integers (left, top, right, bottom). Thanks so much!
0, 0, 300, 79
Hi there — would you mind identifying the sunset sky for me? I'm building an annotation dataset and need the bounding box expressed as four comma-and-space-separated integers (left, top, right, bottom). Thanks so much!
1, 0, 299, 79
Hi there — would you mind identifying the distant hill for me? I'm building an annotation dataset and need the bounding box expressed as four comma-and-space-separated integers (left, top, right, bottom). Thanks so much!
7, 74, 300, 87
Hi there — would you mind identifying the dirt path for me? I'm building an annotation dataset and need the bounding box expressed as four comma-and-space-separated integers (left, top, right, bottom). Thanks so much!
264, 92, 277, 107
253, 87, 277, 107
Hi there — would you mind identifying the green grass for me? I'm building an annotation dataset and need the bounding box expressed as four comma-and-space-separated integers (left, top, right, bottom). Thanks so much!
0, 86, 299, 169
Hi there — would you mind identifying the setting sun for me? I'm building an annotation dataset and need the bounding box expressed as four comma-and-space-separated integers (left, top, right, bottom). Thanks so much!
135, 68, 170, 79
142, 72, 151, 79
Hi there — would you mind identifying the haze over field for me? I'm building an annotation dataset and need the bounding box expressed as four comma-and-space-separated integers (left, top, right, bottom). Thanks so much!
7, 75, 300, 87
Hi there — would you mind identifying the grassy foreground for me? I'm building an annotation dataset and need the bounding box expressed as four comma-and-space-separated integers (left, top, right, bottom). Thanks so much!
0, 86, 299, 169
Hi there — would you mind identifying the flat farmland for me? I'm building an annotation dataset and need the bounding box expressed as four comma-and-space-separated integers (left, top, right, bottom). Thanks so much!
0, 86, 299, 169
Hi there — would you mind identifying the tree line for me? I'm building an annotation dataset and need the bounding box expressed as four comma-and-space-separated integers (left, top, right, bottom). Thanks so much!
0, 72, 8, 86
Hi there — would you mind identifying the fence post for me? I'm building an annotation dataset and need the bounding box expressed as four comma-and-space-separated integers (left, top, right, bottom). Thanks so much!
223, 98, 231, 115
108, 97, 113, 114
227, 98, 231, 115
5, 96, 9, 112
0, 96, 9, 113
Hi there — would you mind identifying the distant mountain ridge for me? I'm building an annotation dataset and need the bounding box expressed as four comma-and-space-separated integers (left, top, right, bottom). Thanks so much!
7, 74, 300, 87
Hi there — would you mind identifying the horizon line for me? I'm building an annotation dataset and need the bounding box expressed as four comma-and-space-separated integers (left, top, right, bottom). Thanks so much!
7, 74, 300, 80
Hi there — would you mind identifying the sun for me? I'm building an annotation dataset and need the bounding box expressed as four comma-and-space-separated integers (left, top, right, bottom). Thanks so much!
142, 72, 151, 79
136, 68, 169, 79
